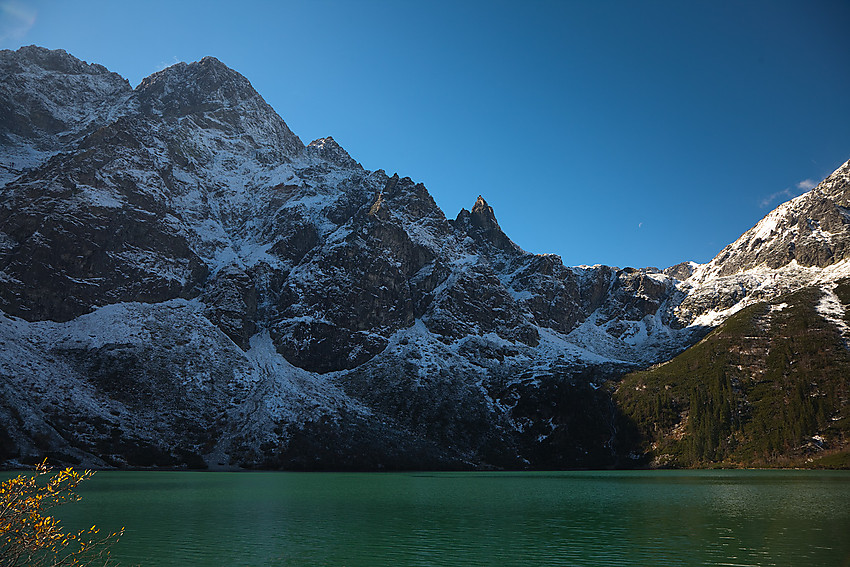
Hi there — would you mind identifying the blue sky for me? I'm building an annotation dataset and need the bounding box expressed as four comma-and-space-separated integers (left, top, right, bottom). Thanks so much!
2, 0, 849, 268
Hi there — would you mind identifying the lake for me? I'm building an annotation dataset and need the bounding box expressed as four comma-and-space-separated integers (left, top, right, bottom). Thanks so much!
22, 469, 850, 566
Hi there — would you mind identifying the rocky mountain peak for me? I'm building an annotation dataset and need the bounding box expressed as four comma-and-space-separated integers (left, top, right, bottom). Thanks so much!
3, 45, 125, 80
307, 136, 360, 169
663, 261, 698, 281
471, 195, 498, 230
0, 46, 133, 185
136, 56, 258, 115
134, 55, 303, 158
0, 46, 132, 132
689, 158, 850, 285
453, 195, 524, 262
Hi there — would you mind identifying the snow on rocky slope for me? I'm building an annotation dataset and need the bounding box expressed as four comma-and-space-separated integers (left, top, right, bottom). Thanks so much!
1, 46, 848, 469
676, 159, 850, 327
0, 46, 132, 185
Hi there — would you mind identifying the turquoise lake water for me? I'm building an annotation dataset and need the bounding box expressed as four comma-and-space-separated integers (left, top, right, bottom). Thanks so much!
13, 469, 850, 566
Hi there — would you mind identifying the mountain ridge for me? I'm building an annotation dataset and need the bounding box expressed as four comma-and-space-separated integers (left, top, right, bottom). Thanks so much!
1, 46, 848, 469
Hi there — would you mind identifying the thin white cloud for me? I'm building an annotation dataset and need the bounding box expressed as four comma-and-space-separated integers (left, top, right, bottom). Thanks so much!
0, 1, 36, 46
759, 179, 817, 209
154, 56, 181, 73
796, 178, 816, 191
759, 188, 795, 209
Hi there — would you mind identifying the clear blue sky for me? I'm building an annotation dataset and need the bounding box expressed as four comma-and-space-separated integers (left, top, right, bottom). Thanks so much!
3, 0, 849, 268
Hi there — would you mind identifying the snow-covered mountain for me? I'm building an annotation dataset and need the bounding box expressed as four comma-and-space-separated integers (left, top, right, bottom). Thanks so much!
1, 46, 848, 469
675, 160, 850, 327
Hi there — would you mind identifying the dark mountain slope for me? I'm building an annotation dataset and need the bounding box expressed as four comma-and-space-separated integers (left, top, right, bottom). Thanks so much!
0, 46, 132, 185
616, 282, 850, 468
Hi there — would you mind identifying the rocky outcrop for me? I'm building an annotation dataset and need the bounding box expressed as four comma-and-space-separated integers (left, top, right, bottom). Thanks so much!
453, 195, 524, 263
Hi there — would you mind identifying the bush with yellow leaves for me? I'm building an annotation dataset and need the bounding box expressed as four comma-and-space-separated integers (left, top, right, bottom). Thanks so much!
0, 460, 123, 566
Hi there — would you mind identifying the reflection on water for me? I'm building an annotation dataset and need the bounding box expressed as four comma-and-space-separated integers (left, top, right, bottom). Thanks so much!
27, 470, 849, 566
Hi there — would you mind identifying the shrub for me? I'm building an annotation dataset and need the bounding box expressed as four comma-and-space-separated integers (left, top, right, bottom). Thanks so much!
0, 460, 123, 566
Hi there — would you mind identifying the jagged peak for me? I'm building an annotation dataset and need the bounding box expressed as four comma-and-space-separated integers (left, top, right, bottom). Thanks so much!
133, 54, 304, 155
134, 55, 278, 122
470, 194, 499, 230
4, 44, 70, 63
137, 55, 252, 96
197, 55, 228, 68
306, 136, 360, 169
308, 135, 340, 149
1, 45, 129, 84
5, 44, 67, 63
453, 194, 524, 258
0, 45, 132, 156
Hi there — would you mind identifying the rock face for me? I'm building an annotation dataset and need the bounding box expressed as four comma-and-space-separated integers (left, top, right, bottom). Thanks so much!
0, 46, 132, 185
1, 46, 849, 469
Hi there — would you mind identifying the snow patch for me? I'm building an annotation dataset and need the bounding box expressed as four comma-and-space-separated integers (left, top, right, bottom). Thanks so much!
816, 283, 850, 345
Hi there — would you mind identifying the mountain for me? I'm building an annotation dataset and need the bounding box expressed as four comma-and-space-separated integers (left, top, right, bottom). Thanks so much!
675, 161, 850, 327
1, 46, 848, 470
0, 46, 132, 186
617, 282, 850, 468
